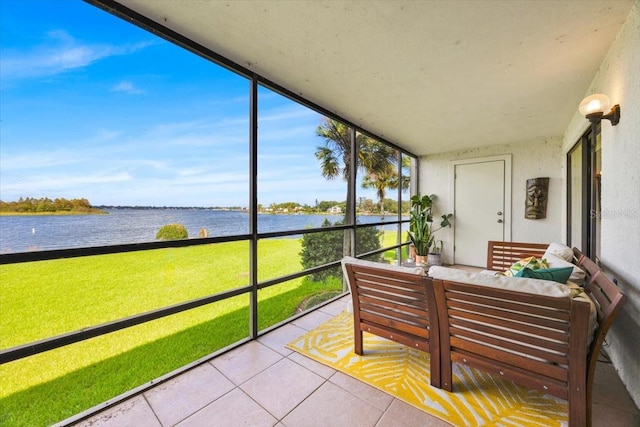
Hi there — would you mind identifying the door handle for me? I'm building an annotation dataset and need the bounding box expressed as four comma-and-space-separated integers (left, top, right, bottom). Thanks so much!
497, 219, 503, 223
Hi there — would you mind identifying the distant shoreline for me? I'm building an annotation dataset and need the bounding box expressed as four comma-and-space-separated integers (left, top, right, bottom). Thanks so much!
1, 206, 402, 217
0, 210, 108, 216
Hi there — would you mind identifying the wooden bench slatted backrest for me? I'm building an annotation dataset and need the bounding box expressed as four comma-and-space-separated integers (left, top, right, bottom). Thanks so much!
432, 278, 591, 399
486, 241, 548, 271
344, 261, 441, 388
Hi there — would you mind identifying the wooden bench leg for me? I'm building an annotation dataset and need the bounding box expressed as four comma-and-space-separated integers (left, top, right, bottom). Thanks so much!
429, 347, 441, 388
568, 388, 587, 427
354, 327, 363, 355
440, 360, 453, 392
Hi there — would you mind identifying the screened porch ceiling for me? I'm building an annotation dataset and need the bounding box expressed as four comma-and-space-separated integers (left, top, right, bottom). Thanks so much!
113, 0, 632, 156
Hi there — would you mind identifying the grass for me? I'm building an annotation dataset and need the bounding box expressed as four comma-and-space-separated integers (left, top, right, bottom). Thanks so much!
0, 232, 399, 426
381, 228, 407, 263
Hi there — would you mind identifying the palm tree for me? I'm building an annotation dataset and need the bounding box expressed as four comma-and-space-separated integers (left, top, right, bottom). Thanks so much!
361, 154, 411, 220
315, 118, 396, 266
362, 170, 395, 220
315, 118, 395, 221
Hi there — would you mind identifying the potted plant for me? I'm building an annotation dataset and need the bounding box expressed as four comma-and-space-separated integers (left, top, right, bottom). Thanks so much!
407, 194, 453, 265
428, 240, 444, 266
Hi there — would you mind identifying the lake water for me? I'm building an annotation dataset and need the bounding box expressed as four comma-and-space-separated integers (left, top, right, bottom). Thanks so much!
0, 209, 406, 254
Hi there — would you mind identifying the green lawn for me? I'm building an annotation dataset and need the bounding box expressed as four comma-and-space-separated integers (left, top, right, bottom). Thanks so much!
381, 228, 407, 262
0, 233, 398, 426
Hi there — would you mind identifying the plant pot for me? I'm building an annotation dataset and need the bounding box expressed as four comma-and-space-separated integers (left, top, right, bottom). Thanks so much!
428, 253, 442, 266
409, 244, 417, 260
415, 254, 428, 265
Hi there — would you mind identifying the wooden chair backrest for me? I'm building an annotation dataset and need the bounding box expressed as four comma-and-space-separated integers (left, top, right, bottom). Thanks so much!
345, 262, 436, 351
486, 241, 548, 271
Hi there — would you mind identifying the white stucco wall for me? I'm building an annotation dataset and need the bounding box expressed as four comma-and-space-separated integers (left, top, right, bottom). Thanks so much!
419, 5, 639, 407
419, 137, 564, 265
562, 2, 640, 408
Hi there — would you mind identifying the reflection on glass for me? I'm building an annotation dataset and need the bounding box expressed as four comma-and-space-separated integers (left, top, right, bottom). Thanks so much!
595, 133, 602, 261
569, 144, 583, 249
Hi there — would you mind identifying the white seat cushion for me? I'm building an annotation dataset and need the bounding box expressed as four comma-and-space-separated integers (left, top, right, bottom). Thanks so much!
428, 265, 571, 298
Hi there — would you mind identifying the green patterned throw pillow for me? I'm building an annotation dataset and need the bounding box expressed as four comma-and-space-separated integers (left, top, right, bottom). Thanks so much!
514, 266, 574, 284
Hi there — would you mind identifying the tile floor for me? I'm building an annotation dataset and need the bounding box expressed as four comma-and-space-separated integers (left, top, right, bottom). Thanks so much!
72, 296, 640, 427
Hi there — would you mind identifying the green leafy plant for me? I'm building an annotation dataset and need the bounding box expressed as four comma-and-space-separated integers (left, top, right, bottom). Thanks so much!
407, 194, 452, 256
156, 223, 189, 240
300, 218, 382, 281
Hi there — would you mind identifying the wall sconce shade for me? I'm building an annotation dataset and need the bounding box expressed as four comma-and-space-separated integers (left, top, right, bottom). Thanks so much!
578, 94, 620, 125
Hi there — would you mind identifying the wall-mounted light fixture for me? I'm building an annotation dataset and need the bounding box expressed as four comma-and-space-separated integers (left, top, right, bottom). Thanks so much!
578, 94, 620, 125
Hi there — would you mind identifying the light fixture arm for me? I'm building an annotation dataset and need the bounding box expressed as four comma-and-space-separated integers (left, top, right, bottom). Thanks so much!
579, 94, 621, 126
585, 104, 621, 126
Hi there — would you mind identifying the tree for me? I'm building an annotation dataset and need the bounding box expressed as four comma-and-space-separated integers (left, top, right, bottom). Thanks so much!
156, 224, 189, 240
315, 118, 396, 255
362, 153, 412, 219
360, 198, 376, 213
362, 168, 396, 218
300, 219, 382, 282
316, 119, 396, 214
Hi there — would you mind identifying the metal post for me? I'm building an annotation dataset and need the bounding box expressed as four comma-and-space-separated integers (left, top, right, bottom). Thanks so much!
249, 78, 259, 338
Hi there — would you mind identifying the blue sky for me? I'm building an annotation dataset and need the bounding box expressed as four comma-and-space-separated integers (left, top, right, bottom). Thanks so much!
0, 0, 379, 207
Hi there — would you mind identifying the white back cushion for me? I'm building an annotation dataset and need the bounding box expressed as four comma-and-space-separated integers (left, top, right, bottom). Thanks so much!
544, 242, 574, 261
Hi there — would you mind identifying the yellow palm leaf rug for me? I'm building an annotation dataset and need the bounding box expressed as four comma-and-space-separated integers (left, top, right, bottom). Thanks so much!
287, 311, 568, 427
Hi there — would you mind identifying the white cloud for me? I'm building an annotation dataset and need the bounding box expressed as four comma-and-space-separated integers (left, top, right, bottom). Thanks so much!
0, 172, 132, 200
258, 106, 318, 123
178, 167, 209, 177
0, 30, 153, 80
111, 80, 143, 94
0, 149, 87, 171
92, 129, 124, 143
140, 117, 249, 148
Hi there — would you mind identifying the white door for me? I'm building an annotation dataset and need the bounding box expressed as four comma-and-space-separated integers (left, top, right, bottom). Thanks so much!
453, 158, 510, 266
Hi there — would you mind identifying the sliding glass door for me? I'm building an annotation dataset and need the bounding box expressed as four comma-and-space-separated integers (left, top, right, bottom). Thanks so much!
567, 124, 601, 260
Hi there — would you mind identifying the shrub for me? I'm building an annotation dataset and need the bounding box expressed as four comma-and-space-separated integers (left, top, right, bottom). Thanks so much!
156, 223, 188, 240
300, 219, 382, 281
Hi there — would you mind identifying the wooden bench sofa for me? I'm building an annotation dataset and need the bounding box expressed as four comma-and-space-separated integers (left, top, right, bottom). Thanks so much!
342, 241, 626, 427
